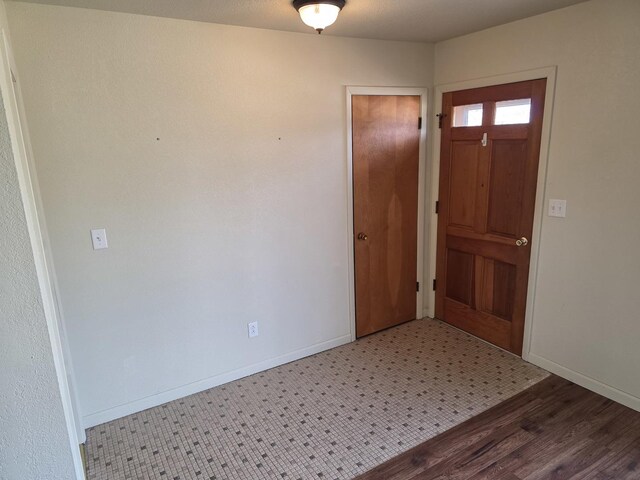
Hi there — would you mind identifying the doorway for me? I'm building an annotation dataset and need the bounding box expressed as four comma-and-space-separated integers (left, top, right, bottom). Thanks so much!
434, 78, 547, 354
347, 89, 427, 338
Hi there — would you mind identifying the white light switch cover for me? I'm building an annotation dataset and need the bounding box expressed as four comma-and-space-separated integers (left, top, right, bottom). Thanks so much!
91, 228, 108, 250
548, 199, 567, 218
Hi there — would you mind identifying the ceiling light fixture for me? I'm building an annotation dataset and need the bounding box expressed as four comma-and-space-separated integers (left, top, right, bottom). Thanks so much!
293, 0, 346, 34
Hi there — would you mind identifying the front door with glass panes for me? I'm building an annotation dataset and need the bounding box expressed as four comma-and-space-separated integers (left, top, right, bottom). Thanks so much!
435, 79, 546, 355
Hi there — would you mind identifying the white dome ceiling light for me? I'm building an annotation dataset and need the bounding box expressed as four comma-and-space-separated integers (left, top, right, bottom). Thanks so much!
293, 0, 346, 34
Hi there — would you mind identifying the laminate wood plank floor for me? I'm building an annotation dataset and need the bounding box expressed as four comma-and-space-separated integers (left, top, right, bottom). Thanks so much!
357, 375, 640, 480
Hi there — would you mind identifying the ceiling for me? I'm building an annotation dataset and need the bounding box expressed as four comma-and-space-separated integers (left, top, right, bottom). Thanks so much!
11, 0, 590, 43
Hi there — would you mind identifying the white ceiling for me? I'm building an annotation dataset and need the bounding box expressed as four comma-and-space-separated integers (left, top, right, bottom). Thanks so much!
10, 0, 590, 43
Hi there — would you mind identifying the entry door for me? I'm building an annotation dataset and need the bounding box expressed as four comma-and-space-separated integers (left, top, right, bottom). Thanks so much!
435, 79, 546, 354
352, 95, 421, 337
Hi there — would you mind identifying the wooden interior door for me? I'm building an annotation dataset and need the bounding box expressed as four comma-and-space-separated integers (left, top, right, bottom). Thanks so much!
435, 79, 546, 354
352, 95, 421, 338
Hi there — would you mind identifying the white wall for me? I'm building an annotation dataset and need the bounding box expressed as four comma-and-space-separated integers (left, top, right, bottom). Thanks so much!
6, 2, 434, 426
434, 0, 640, 408
0, 56, 77, 480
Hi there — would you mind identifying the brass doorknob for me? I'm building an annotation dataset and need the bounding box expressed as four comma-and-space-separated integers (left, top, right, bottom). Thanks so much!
357, 232, 368, 241
516, 237, 529, 247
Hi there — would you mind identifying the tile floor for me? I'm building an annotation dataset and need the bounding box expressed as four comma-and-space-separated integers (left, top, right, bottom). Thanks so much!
85, 318, 548, 480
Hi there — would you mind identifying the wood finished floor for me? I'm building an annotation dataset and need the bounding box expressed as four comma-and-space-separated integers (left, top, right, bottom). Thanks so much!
357, 375, 640, 480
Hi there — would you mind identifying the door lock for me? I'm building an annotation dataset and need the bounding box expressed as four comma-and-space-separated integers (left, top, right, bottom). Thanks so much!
357, 232, 368, 241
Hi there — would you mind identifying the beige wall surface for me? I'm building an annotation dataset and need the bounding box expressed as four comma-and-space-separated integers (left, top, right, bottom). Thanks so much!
6, 2, 434, 425
435, 0, 640, 403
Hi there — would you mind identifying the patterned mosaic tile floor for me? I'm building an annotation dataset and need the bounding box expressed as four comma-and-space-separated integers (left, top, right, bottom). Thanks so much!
85, 318, 548, 480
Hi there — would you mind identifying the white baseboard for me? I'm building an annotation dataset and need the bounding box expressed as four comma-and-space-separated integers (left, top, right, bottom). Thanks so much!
527, 353, 640, 412
83, 334, 353, 429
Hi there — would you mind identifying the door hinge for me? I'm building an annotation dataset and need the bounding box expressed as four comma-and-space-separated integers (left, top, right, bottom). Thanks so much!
435, 200, 440, 214
436, 113, 446, 129
432, 279, 437, 291
416, 281, 420, 292
418, 117, 423, 130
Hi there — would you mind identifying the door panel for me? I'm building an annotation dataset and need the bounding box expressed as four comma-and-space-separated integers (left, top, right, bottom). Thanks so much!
352, 95, 420, 338
445, 249, 474, 306
481, 257, 517, 320
487, 140, 527, 237
449, 142, 479, 229
435, 79, 546, 354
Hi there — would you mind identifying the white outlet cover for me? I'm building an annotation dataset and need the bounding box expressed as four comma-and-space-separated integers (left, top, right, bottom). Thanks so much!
548, 199, 567, 218
248, 321, 259, 338
91, 228, 108, 250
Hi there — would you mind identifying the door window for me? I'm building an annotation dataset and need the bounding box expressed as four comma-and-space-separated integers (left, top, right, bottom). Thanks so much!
494, 98, 532, 125
452, 103, 483, 127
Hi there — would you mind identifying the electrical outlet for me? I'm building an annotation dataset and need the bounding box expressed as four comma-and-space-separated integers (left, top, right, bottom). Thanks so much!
248, 321, 259, 338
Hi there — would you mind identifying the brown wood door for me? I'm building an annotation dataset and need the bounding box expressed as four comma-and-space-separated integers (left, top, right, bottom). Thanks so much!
435, 79, 546, 354
352, 95, 420, 337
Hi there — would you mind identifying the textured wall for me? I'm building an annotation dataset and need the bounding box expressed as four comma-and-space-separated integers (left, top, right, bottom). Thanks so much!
0, 88, 76, 477
6, 2, 434, 426
435, 0, 640, 405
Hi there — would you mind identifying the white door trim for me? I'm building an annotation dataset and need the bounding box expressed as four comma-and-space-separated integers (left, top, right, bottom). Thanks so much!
345, 86, 429, 342
426, 67, 557, 360
0, 29, 86, 479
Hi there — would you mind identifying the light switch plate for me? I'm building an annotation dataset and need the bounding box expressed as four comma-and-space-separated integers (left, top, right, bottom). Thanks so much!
91, 228, 108, 250
548, 199, 567, 218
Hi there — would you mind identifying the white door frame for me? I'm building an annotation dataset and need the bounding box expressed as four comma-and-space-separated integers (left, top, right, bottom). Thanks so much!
345, 86, 429, 342
0, 29, 86, 479
426, 67, 557, 360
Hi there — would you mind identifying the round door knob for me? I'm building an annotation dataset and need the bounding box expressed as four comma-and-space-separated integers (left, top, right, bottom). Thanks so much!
357, 232, 368, 241
515, 237, 529, 247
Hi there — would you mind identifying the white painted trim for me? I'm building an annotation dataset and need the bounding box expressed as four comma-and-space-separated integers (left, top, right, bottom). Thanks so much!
0, 28, 85, 479
83, 333, 352, 428
528, 353, 640, 413
426, 67, 557, 362
345, 86, 429, 341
